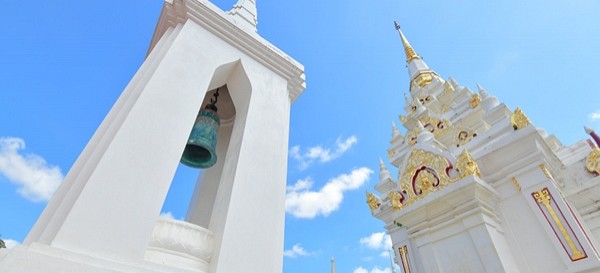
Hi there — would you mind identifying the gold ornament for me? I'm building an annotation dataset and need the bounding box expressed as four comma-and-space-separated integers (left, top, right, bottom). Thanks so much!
412, 72, 433, 89
418, 116, 450, 138
388, 191, 404, 210
388, 149, 484, 211
469, 93, 481, 108
454, 128, 477, 147
456, 149, 481, 178
586, 147, 600, 175
511, 107, 531, 130
392, 149, 453, 210
414, 169, 438, 195
366, 191, 381, 212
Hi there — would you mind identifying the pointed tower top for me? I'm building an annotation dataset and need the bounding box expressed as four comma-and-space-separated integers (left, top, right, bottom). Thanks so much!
394, 21, 443, 92
392, 121, 402, 139
331, 256, 337, 273
379, 158, 393, 182
229, 0, 258, 32
394, 21, 420, 63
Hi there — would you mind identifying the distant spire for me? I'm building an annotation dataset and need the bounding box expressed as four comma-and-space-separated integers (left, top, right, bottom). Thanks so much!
449, 77, 463, 90
331, 256, 336, 273
392, 122, 402, 139
478, 84, 500, 111
379, 158, 393, 182
394, 21, 420, 63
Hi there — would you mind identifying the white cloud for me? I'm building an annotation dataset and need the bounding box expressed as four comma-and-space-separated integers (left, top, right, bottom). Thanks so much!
370, 267, 392, 273
3, 239, 20, 249
359, 232, 392, 250
290, 136, 358, 170
354, 267, 369, 273
589, 110, 600, 121
283, 243, 314, 258
286, 167, 373, 219
353, 266, 391, 273
0, 137, 64, 202
159, 211, 175, 219
286, 177, 313, 192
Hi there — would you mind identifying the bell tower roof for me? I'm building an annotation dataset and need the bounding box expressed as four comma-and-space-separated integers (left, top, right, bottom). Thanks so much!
229, 0, 258, 32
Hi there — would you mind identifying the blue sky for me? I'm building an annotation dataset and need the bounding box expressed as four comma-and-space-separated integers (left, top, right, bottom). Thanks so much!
1, 0, 600, 272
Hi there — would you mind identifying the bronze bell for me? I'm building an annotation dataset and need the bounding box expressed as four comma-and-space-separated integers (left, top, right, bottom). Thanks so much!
180, 89, 221, 168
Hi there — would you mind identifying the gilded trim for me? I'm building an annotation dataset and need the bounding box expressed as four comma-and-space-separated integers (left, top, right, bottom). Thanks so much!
399, 245, 412, 273
511, 177, 521, 192
410, 71, 441, 91
540, 164, 555, 180
532, 188, 587, 261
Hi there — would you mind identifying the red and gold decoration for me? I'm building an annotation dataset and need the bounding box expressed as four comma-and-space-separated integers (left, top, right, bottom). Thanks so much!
366, 191, 381, 213
532, 188, 587, 261
398, 245, 412, 273
387, 149, 481, 211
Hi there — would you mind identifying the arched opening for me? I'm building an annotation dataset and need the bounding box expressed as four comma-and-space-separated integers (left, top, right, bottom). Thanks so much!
146, 60, 252, 270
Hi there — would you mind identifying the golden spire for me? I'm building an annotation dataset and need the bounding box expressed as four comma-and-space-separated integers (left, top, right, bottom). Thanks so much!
394, 21, 420, 63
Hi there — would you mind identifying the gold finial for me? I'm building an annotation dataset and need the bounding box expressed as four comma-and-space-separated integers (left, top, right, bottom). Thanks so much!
511, 107, 531, 130
366, 191, 381, 212
394, 21, 420, 63
456, 149, 481, 178
586, 147, 600, 175
469, 93, 481, 108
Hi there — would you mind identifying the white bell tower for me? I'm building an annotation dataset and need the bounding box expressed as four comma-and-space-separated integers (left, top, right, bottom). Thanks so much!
0, 0, 305, 272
